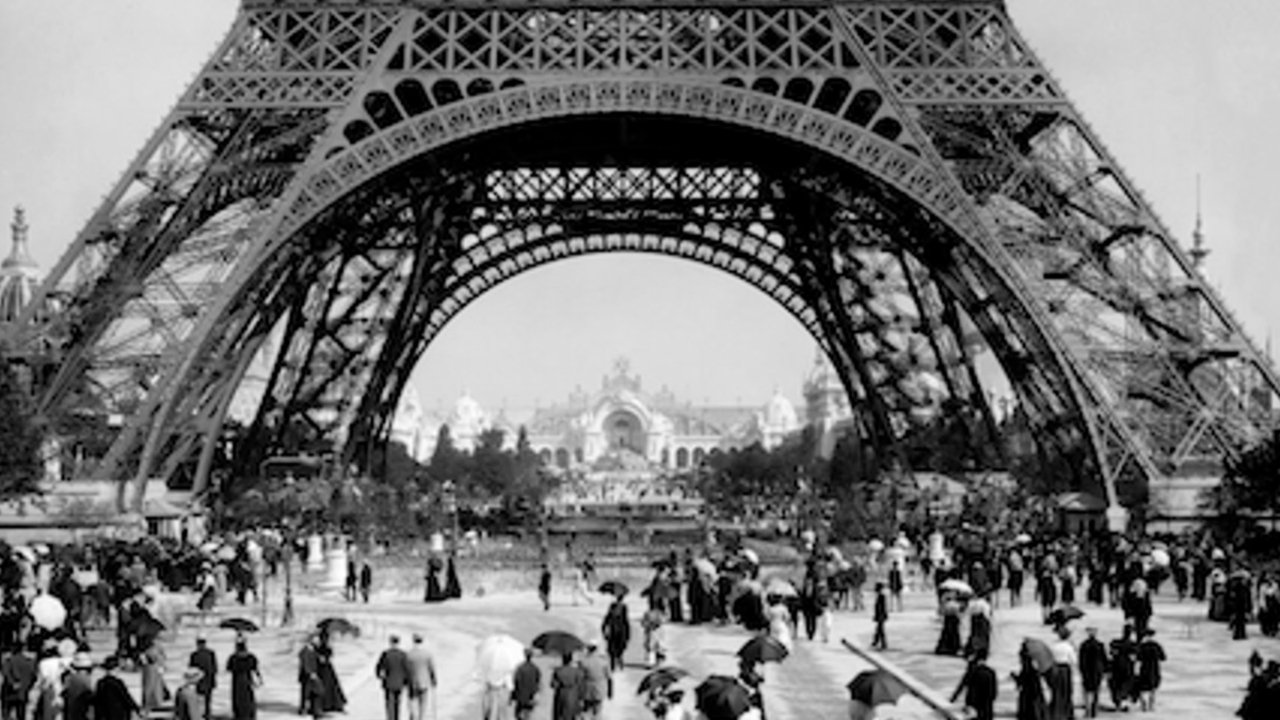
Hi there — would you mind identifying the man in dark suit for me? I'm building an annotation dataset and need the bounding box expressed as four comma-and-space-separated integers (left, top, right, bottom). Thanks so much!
950, 650, 997, 720
511, 647, 541, 720
93, 657, 140, 720
360, 563, 374, 603
62, 653, 96, 720
1079, 626, 1109, 717
1, 643, 36, 720
375, 635, 412, 720
188, 635, 218, 720
871, 582, 889, 650
298, 635, 322, 717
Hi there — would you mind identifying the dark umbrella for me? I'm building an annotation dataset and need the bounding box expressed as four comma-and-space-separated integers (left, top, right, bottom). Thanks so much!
531, 630, 584, 656
695, 675, 751, 720
316, 617, 360, 637
637, 666, 689, 695
598, 581, 630, 597
1048, 606, 1085, 626
131, 611, 166, 643
1021, 638, 1055, 674
846, 669, 909, 706
219, 617, 259, 633
736, 635, 788, 665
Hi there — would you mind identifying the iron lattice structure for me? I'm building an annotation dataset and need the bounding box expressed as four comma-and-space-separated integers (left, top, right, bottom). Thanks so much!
5, 0, 1277, 518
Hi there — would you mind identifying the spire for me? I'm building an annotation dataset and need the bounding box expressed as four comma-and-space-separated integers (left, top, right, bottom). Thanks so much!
4, 206, 36, 269
1189, 175, 1208, 269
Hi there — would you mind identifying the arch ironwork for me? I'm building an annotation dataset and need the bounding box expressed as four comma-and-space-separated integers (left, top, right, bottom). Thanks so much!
5, 1, 1276, 527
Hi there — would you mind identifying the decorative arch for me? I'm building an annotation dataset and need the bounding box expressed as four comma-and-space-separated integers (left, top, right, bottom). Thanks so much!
122, 78, 1126, 511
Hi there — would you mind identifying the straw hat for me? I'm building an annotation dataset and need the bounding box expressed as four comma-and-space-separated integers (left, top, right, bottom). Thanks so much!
183, 668, 205, 683
71, 653, 94, 670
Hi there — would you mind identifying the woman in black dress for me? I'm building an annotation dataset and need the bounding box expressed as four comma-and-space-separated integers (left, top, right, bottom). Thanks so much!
1134, 629, 1165, 712
1012, 648, 1047, 720
226, 637, 262, 720
315, 633, 347, 713
935, 598, 963, 656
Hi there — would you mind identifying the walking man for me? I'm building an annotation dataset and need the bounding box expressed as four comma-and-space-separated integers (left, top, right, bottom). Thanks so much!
405, 634, 437, 720
511, 648, 541, 720
376, 635, 412, 720
950, 650, 997, 720
360, 562, 374, 603
1079, 627, 1108, 718
1, 642, 36, 720
188, 635, 218, 720
871, 582, 889, 650
580, 640, 612, 720
298, 635, 321, 718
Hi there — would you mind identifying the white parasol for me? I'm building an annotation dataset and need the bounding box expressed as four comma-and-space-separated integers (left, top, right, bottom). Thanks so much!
1150, 548, 1170, 567
29, 594, 67, 630
740, 548, 760, 565
475, 634, 525, 687
867, 539, 885, 553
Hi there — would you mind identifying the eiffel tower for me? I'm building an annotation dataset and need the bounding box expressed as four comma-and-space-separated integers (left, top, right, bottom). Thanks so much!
5, 0, 1277, 524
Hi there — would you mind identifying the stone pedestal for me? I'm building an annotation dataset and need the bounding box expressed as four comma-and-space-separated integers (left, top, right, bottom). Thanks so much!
306, 535, 325, 572
322, 546, 348, 589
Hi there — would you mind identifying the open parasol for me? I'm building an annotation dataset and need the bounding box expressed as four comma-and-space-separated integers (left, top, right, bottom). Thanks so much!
219, 617, 260, 633
598, 580, 630, 597
1047, 606, 1085, 626
531, 630, 584, 656
475, 634, 525, 686
737, 635, 789, 665
764, 578, 798, 598
693, 558, 717, 577
696, 676, 752, 720
939, 578, 974, 596
29, 595, 67, 630
316, 617, 360, 637
846, 669, 909, 706
1021, 638, 1054, 674
637, 666, 690, 695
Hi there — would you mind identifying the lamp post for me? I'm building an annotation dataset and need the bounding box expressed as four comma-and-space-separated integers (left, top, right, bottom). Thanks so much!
441, 480, 458, 555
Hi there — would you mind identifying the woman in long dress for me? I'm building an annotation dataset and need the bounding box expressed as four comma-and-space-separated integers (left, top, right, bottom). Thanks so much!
227, 637, 262, 720
1047, 627, 1076, 720
935, 598, 963, 656
315, 634, 347, 713
766, 596, 792, 652
1133, 629, 1165, 712
139, 640, 169, 717
35, 645, 64, 720
550, 652, 586, 720
1012, 650, 1047, 720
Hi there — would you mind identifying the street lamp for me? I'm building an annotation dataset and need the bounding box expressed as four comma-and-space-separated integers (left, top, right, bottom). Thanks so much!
441, 480, 458, 554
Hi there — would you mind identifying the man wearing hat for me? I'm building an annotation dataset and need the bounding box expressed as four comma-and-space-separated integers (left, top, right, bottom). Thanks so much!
1078, 627, 1108, 718
93, 657, 140, 720
1, 641, 36, 720
511, 648, 541, 720
579, 639, 611, 719
405, 634, 437, 720
375, 635, 412, 720
175, 668, 205, 720
189, 634, 218, 720
61, 653, 96, 720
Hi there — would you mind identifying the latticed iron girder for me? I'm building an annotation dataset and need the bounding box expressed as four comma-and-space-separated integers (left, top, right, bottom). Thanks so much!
9, 0, 1274, 515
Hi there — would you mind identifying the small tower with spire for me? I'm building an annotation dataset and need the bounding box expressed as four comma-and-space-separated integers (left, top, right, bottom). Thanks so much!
0, 206, 42, 322
1189, 175, 1209, 270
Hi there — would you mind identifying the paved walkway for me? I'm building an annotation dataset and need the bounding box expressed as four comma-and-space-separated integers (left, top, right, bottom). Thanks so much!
88, 577, 1275, 719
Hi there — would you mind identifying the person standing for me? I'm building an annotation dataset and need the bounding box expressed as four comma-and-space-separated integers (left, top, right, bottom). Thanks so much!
345, 558, 358, 602
511, 648, 541, 720
601, 591, 631, 672
550, 652, 586, 720
1133, 629, 1165, 712
1013, 647, 1047, 720
1107, 624, 1136, 712
1, 642, 36, 720
375, 635, 412, 720
298, 635, 322, 718
61, 654, 95, 720
139, 640, 169, 719
226, 636, 262, 720
93, 657, 140, 720
188, 635, 218, 720
950, 650, 997, 720
1047, 625, 1076, 720
538, 565, 552, 611
965, 601, 992, 660
580, 641, 611, 720
871, 582, 889, 650
405, 634, 437, 720
445, 556, 462, 599
1078, 627, 1108, 718
174, 669, 204, 720
935, 597, 962, 656
360, 562, 373, 604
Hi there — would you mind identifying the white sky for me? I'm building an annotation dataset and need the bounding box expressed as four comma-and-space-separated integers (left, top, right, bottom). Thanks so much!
1, 0, 1278, 416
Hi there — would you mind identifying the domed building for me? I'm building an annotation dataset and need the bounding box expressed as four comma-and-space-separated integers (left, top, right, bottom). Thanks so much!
0, 208, 41, 323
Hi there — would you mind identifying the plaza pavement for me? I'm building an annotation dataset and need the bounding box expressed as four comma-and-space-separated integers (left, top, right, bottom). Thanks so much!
91, 576, 1277, 719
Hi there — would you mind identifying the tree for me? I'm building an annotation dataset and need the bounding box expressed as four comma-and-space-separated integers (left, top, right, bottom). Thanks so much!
424, 424, 468, 491
471, 428, 512, 498
0, 362, 44, 498
1203, 436, 1280, 534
